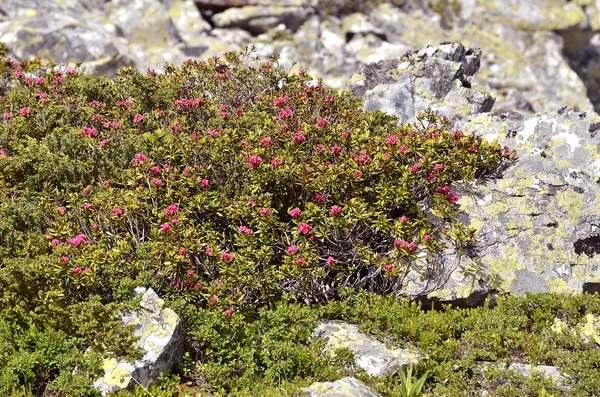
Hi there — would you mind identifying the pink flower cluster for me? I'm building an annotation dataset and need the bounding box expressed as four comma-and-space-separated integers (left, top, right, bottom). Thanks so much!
287, 245, 298, 255
175, 97, 204, 110
239, 225, 252, 235
330, 206, 342, 216
355, 154, 371, 165
292, 133, 306, 144
133, 113, 145, 123
111, 207, 125, 217
386, 135, 399, 146
221, 252, 234, 262
273, 97, 286, 106
134, 153, 148, 163
259, 207, 271, 216
81, 127, 98, 138
394, 239, 416, 251
298, 223, 312, 235
289, 208, 301, 218
163, 204, 178, 215
103, 121, 120, 129
271, 158, 283, 167
248, 155, 263, 169
68, 233, 87, 247
278, 108, 293, 119
260, 137, 272, 147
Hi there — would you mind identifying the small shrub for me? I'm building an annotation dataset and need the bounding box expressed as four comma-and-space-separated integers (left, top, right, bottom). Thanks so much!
0, 46, 515, 393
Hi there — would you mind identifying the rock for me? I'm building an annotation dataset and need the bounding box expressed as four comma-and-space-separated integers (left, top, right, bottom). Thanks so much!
301, 377, 383, 397
93, 287, 183, 396
348, 43, 494, 124
552, 314, 600, 345
476, 361, 570, 391
368, 3, 593, 113
311, 320, 420, 378
212, 2, 316, 35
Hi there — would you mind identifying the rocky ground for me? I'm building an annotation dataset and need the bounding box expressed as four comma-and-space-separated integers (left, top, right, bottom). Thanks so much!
2, 0, 600, 113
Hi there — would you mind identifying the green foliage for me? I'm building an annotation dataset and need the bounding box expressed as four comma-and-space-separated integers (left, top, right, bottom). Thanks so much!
398, 366, 428, 397
0, 46, 517, 395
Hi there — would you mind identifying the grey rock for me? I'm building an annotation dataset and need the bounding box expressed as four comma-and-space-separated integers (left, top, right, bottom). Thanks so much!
311, 320, 420, 378
301, 377, 383, 397
476, 361, 570, 391
93, 287, 183, 396
348, 43, 494, 124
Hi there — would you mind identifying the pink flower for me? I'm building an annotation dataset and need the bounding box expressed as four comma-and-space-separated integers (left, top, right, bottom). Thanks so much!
246, 198, 256, 205
408, 243, 416, 251
298, 223, 312, 235
287, 245, 298, 255
353, 171, 361, 179
410, 165, 419, 173
271, 158, 283, 167
51, 239, 60, 246
161, 223, 171, 233
249, 155, 263, 169
150, 166, 161, 175
295, 258, 306, 265
399, 146, 409, 154
84, 267, 91, 273
331, 145, 342, 155
326, 256, 335, 265
330, 206, 342, 216
426, 172, 436, 182
316, 144, 326, 153
386, 135, 399, 146
71, 267, 82, 275
103, 180, 110, 186
205, 247, 214, 255
469, 146, 478, 153
259, 207, 271, 217
194, 282, 202, 289
210, 296, 218, 304
315, 194, 326, 202
0, 150, 4, 157
394, 239, 404, 248
14, 70, 24, 79
273, 97, 286, 106
133, 113, 144, 123
163, 204, 178, 215
239, 225, 252, 235
111, 208, 124, 217
152, 179, 162, 186
221, 252, 234, 262
385, 264, 395, 272
400, 216, 407, 223
19, 108, 31, 116
61, 256, 69, 264
289, 208, 302, 218
83, 203, 93, 210
225, 309, 233, 317
187, 268, 194, 277
221, 111, 229, 119
67, 234, 87, 246
179, 248, 187, 256
82, 186, 91, 195
88, 100, 101, 107
448, 193, 459, 203
434, 163, 444, 172
134, 153, 148, 163
200, 179, 210, 188
3, 112, 12, 119
423, 234, 431, 241
80, 127, 98, 138
35, 77, 44, 84
278, 108, 293, 119
171, 218, 180, 226
91, 223, 98, 230
316, 118, 327, 128
385, 152, 392, 159
260, 137, 272, 147
436, 186, 450, 194
53, 76, 63, 85
57, 206, 66, 214
292, 133, 306, 144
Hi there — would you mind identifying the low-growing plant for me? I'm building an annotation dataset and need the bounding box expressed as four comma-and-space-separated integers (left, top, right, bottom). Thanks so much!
0, 45, 517, 394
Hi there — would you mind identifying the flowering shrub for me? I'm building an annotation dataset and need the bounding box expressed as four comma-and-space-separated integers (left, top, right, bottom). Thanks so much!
0, 44, 516, 393
0, 46, 516, 310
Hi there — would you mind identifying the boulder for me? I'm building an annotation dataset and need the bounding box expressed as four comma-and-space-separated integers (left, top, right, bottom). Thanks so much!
301, 377, 383, 397
93, 287, 183, 396
311, 320, 420, 378
347, 43, 494, 124
476, 361, 570, 392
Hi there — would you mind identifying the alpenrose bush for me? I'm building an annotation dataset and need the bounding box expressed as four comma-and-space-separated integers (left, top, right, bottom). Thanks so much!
0, 45, 515, 328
